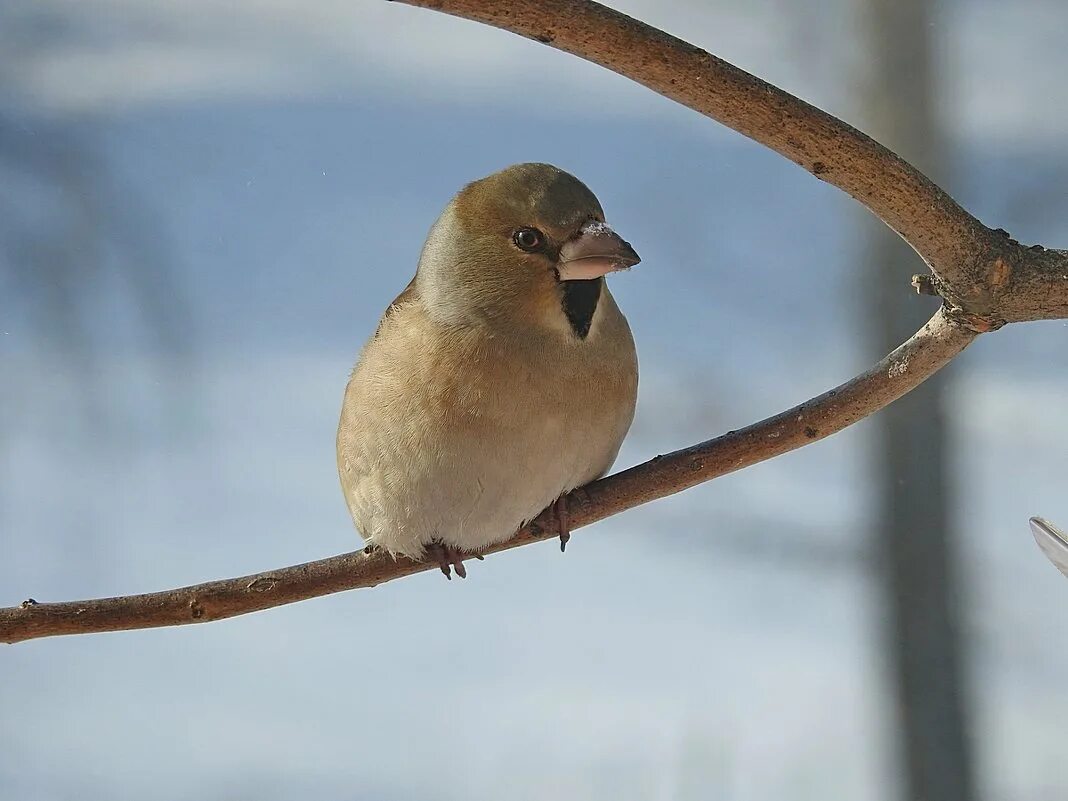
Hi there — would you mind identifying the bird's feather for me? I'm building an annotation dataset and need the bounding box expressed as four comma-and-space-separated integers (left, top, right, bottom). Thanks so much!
337, 163, 639, 559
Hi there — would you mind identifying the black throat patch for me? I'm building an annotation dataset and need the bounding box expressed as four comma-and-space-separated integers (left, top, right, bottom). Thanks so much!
560, 278, 603, 339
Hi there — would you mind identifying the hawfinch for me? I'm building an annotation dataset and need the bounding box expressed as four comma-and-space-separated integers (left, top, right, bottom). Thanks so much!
337, 163, 639, 578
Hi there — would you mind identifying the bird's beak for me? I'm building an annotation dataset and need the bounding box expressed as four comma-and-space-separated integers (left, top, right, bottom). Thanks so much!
557, 220, 640, 281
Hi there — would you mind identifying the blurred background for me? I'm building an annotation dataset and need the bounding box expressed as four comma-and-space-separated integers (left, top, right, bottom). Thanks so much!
2, 1, 1067, 799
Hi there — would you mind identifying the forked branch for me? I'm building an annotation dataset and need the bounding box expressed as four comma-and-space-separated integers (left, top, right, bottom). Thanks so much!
4, 0, 1067, 644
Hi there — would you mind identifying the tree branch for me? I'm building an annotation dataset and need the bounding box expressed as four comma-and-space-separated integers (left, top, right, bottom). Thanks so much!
390, 0, 1068, 325
1, 308, 974, 644
4, 0, 1066, 643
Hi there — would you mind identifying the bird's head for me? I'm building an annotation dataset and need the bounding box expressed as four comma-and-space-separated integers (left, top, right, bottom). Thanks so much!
416, 163, 639, 335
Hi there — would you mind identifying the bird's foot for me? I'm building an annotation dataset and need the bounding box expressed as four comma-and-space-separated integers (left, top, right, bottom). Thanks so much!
553, 495, 571, 552
552, 488, 590, 552
426, 541, 481, 580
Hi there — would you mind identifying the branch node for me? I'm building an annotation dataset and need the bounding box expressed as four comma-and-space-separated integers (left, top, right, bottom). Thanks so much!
246, 576, 278, 593
911, 274, 940, 296
943, 306, 1005, 333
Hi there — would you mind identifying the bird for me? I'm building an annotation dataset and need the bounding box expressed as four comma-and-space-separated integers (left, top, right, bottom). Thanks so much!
336, 163, 640, 578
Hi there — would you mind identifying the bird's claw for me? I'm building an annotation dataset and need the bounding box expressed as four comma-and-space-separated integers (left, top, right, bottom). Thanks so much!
553, 495, 571, 552
426, 541, 472, 580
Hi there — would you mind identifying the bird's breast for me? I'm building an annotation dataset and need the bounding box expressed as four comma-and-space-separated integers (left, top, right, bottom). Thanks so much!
338, 289, 637, 556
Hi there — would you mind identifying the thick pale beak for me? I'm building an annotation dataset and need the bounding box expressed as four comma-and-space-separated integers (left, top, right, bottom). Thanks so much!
557, 220, 640, 281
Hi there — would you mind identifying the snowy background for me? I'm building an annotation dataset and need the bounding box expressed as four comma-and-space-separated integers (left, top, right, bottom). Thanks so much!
2, 1, 1067, 799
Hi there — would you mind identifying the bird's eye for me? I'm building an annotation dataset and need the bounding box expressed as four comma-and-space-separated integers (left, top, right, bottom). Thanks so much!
512, 228, 543, 252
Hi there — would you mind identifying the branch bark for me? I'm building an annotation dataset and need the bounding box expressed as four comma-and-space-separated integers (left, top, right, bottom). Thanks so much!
4, 0, 1067, 643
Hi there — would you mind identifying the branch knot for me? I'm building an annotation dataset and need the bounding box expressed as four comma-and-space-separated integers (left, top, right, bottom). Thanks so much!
943, 306, 1006, 333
